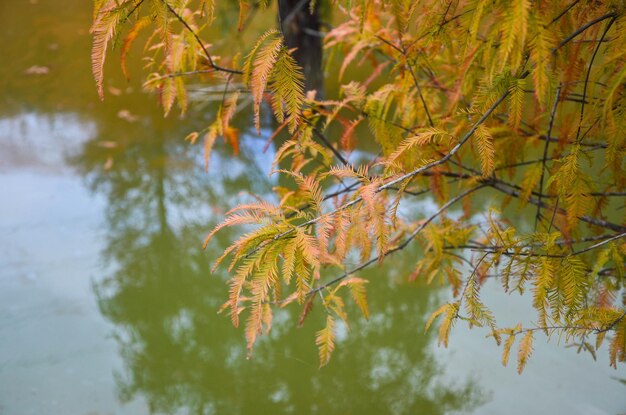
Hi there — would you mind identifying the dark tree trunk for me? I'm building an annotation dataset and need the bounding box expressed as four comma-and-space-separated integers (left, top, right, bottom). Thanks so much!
278, 0, 323, 95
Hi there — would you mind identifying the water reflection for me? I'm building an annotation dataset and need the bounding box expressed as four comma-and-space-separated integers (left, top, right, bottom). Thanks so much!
0, 113, 95, 172
72, 104, 486, 413
3, 0, 626, 413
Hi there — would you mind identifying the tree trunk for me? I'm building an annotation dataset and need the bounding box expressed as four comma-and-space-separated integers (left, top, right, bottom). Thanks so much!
278, 0, 323, 95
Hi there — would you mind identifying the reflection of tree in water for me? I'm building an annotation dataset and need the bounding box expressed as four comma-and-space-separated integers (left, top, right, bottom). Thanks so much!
73, 102, 486, 415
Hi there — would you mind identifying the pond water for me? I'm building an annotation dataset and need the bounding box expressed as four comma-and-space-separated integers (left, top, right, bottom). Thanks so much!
0, 1, 625, 414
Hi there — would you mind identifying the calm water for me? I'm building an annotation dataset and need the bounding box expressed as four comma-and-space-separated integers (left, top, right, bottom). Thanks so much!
0, 1, 625, 414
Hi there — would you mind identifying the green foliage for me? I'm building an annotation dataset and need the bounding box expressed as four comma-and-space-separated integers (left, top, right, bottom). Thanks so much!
93, 0, 626, 372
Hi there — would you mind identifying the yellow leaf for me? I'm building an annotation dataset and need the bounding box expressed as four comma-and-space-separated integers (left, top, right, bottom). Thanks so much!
340, 277, 370, 320
474, 124, 495, 176
517, 330, 534, 374
502, 324, 521, 366
316, 315, 336, 367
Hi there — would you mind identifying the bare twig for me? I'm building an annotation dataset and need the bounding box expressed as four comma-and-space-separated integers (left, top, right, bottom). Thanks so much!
553, 12, 617, 51
490, 182, 626, 233
509, 311, 626, 336
535, 86, 561, 230
306, 185, 485, 297
549, 0, 581, 25
574, 16, 617, 144
305, 121, 351, 166
163, 1, 243, 75
406, 57, 435, 127
237, 88, 513, 261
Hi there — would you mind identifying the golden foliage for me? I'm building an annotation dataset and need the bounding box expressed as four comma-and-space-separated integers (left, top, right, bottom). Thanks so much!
316, 315, 336, 367
243, 30, 304, 133
339, 277, 370, 320
93, 0, 626, 370
517, 330, 534, 374
425, 302, 459, 347
91, 0, 135, 100
473, 124, 495, 176
501, 324, 521, 367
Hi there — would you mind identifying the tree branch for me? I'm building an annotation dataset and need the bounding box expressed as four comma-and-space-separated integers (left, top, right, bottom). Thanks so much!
306, 184, 486, 297
553, 12, 617, 51
489, 182, 626, 232
535, 86, 561, 230
163, 1, 243, 75
574, 16, 617, 144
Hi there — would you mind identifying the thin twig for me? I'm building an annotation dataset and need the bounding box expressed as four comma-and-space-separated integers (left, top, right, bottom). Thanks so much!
490, 182, 626, 233
553, 12, 617, 51
240, 88, 513, 260
456, 252, 490, 318
163, 1, 243, 75
406, 57, 435, 127
535, 86, 561, 230
124, 0, 146, 20
510, 311, 626, 336
571, 232, 626, 256
467, 231, 626, 259
306, 121, 351, 166
547, 196, 559, 233
574, 16, 617, 144
305, 185, 485, 297
549, 0, 581, 25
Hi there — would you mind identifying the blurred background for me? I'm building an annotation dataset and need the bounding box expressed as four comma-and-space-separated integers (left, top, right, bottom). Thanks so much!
0, 1, 624, 414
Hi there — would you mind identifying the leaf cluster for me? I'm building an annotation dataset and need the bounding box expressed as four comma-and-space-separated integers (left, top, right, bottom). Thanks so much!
93, 0, 626, 370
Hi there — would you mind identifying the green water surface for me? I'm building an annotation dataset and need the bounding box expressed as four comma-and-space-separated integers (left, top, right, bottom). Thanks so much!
0, 2, 624, 414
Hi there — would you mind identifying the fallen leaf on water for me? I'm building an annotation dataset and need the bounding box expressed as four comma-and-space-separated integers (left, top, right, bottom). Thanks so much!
97, 141, 118, 149
24, 65, 49, 75
117, 109, 139, 122
108, 86, 122, 96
